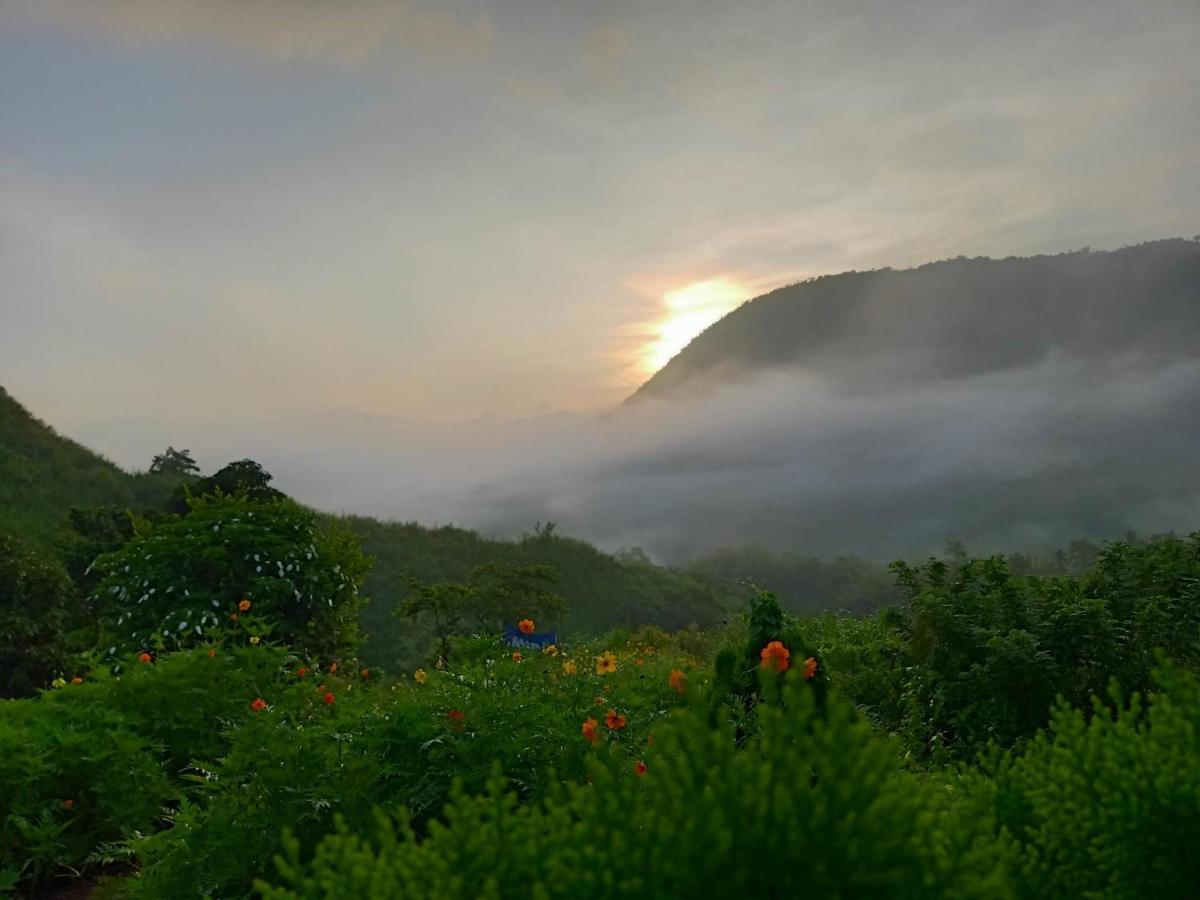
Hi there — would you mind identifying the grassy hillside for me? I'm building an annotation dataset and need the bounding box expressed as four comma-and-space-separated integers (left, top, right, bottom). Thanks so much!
631, 238, 1200, 401
345, 517, 732, 669
0, 386, 179, 551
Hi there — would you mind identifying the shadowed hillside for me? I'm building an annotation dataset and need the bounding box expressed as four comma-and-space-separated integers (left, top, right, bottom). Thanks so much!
630, 239, 1200, 402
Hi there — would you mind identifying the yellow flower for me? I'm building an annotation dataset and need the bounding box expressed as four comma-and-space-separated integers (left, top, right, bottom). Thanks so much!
595, 650, 618, 675
51, 677, 67, 689
249, 636, 261, 645
414, 668, 428, 685
543, 644, 558, 656
562, 659, 577, 676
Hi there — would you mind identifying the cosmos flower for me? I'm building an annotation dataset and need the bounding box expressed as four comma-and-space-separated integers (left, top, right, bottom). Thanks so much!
634, 760, 648, 777
518, 618, 536, 634
323, 692, 335, 706
595, 651, 618, 675
138, 652, 152, 665
562, 659, 577, 675
239, 598, 252, 612
669, 668, 687, 695
581, 717, 598, 744
414, 668, 428, 684
250, 698, 267, 712
512, 651, 523, 663
604, 708, 627, 731
803, 656, 818, 680
759, 641, 790, 674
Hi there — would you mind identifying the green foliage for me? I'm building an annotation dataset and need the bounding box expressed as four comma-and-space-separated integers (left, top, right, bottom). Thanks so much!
982, 665, 1200, 899
348, 517, 729, 671
149, 447, 199, 477
0, 532, 84, 698
257, 683, 1009, 899
0, 386, 183, 553
90, 494, 370, 664
886, 534, 1200, 760
708, 590, 830, 724
169, 458, 285, 514
126, 635, 691, 898
400, 563, 566, 663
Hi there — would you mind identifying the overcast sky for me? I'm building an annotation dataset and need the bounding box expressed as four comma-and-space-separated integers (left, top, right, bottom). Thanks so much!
3, 0, 1199, 452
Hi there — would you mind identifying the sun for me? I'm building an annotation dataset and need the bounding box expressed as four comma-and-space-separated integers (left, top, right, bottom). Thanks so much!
642, 279, 748, 373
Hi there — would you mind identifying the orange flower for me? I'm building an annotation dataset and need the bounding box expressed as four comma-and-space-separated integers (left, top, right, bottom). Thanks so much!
208, 648, 217, 659
803, 656, 818, 680
229, 613, 239, 622
595, 695, 606, 706
595, 650, 618, 675
63, 799, 74, 810
543, 644, 558, 656
70, 676, 83, 685
138, 652, 152, 665
239, 598, 252, 612
604, 708, 627, 731
448, 708, 466, 731
518, 618, 535, 634
512, 651, 523, 663
360, 668, 370, 679
296, 667, 308, 678
329, 662, 339, 673
562, 659, 577, 675
634, 760, 648, 777
250, 697, 267, 712
323, 692, 335, 706
759, 640, 790, 674
581, 717, 598, 744
669, 668, 687, 695
635, 658, 644, 666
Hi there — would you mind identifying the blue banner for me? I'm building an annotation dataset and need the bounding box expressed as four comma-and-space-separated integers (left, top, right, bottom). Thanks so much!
504, 623, 558, 649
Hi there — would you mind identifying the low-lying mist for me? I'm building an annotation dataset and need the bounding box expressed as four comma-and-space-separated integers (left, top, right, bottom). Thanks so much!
80, 352, 1200, 564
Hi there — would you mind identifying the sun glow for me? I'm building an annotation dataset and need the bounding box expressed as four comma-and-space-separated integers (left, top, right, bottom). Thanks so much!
643, 279, 748, 373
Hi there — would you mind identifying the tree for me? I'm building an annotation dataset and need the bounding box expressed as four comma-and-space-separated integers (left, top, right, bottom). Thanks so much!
400, 563, 566, 663
90, 493, 370, 664
169, 458, 285, 515
149, 446, 199, 476
0, 532, 83, 697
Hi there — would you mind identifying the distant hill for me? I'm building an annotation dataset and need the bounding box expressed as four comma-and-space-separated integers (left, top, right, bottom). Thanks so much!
0, 387, 179, 551
630, 238, 1200, 402
346, 517, 732, 670
0, 386, 735, 666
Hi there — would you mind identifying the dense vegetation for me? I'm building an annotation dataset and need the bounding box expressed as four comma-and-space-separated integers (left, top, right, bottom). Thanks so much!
3, 387, 1199, 897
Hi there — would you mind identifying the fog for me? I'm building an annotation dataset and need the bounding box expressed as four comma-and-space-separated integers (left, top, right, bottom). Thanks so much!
75, 346, 1199, 564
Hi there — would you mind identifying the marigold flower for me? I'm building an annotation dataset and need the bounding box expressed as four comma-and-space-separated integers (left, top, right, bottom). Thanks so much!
138, 652, 152, 665
581, 717, 598, 743
518, 618, 535, 634
250, 697, 267, 712
759, 640, 790, 674
634, 760, 648, 777
803, 656, 818, 680
604, 708, 627, 731
323, 692, 335, 706
595, 650, 618, 675
512, 651, 523, 663
63, 799, 74, 810
70, 676, 83, 685
562, 659, 577, 675
669, 668, 687, 694
239, 598, 252, 612
249, 636, 260, 645
414, 668, 428, 685
296, 667, 308, 677
543, 644, 558, 656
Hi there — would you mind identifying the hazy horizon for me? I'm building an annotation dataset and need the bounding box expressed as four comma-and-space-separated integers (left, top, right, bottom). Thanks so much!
5, 1, 1200, 432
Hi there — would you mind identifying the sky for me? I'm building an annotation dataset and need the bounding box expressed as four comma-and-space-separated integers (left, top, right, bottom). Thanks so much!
1, 2, 1198, 558
3, 0, 1198, 433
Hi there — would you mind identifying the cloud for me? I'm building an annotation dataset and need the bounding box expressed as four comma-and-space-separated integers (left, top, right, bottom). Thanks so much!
4, 0, 494, 65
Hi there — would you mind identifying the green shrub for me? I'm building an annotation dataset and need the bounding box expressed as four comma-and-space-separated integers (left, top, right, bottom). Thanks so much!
0, 532, 84, 698
89, 494, 370, 664
257, 683, 1010, 899
983, 664, 1200, 899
